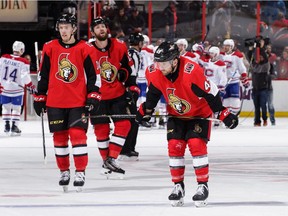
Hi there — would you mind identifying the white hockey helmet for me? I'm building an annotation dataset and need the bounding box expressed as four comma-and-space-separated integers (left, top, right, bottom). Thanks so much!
209, 46, 220, 56
12, 41, 25, 54
209, 46, 220, 60
176, 38, 188, 49
223, 39, 234, 49
143, 34, 150, 45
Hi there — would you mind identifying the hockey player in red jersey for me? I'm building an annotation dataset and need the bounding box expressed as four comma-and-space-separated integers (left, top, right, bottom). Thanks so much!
89, 17, 140, 179
33, 13, 101, 192
136, 41, 238, 207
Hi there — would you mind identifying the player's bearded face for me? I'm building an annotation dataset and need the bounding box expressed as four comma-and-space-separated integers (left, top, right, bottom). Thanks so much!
93, 24, 108, 41
155, 60, 173, 76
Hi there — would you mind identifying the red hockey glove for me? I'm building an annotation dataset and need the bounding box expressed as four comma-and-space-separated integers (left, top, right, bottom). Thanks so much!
136, 102, 154, 124
33, 94, 47, 116
219, 107, 238, 129
26, 82, 37, 94
240, 73, 249, 88
117, 68, 129, 82
0, 83, 3, 94
85, 92, 101, 112
126, 86, 140, 105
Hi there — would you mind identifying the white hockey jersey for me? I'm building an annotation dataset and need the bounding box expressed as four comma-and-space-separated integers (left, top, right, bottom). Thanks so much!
220, 51, 246, 84
138, 47, 153, 84
203, 59, 227, 89
0, 54, 31, 97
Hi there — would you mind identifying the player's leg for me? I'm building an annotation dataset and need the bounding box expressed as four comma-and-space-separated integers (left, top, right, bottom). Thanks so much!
167, 118, 187, 207
48, 108, 70, 192
68, 107, 89, 192
10, 95, 23, 136
1, 95, 12, 134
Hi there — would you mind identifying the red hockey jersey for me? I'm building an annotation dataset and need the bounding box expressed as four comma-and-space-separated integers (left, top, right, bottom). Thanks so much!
92, 38, 133, 100
145, 56, 220, 117
38, 39, 99, 108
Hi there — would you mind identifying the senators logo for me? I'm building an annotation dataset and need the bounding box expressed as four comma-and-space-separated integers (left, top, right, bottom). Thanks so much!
167, 88, 190, 115
56, 53, 77, 83
98, 56, 117, 83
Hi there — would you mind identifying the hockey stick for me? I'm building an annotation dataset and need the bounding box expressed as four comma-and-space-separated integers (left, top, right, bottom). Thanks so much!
201, 25, 210, 44
34, 42, 40, 72
41, 108, 47, 164
70, 114, 221, 127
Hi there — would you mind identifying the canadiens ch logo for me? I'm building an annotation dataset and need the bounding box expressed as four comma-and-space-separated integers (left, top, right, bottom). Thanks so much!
167, 88, 191, 114
56, 53, 77, 83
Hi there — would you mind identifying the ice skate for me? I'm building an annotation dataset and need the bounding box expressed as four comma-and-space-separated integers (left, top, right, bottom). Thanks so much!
59, 170, 70, 192
73, 171, 85, 192
168, 183, 185, 207
4, 122, 10, 135
101, 157, 125, 179
192, 183, 209, 207
118, 150, 139, 161
11, 124, 21, 136
158, 117, 166, 129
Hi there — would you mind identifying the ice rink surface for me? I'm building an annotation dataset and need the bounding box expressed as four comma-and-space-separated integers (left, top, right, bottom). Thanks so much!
0, 117, 287, 216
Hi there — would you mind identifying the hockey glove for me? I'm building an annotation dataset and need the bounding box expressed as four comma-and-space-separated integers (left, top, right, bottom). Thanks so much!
85, 92, 101, 113
240, 73, 249, 88
117, 68, 129, 83
126, 86, 140, 105
136, 102, 154, 124
26, 82, 37, 94
33, 94, 47, 116
219, 108, 238, 129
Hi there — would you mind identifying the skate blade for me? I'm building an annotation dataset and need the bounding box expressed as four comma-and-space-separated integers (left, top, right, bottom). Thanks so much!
76, 187, 83, 193
194, 199, 208, 207
100, 168, 125, 180
10, 132, 21, 137
62, 186, 69, 193
118, 155, 139, 161
170, 198, 184, 207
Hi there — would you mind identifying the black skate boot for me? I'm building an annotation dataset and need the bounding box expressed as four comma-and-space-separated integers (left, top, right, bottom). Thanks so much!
101, 157, 125, 179
192, 183, 209, 207
11, 123, 21, 136
4, 121, 10, 135
73, 171, 85, 192
118, 150, 139, 161
158, 117, 166, 129
168, 182, 185, 207
59, 170, 70, 192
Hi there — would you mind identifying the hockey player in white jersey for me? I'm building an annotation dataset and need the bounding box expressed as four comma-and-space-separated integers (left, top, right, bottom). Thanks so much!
176, 38, 198, 62
204, 46, 227, 127
0, 41, 36, 136
138, 35, 153, 107
205, 46, 227, 96
220, 39, 249, 115
137, 35, 154, 128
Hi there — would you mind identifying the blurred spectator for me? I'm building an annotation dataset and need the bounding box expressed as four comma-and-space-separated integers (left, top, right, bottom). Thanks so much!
266, 44, 278, 64
261, 1, 287, 25
116, 0, 135, 17
127, 7, 146, 35
189, 1, 201, 31
250, 49, 270, 127
111, 7, 129, 36
163, 1, 178, 41
24, 54, 37, 71
271, 12, 288, 33
277, 50, 288, 79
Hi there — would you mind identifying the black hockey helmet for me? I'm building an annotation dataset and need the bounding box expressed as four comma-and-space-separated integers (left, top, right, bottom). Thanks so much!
154, 41, 180, 62
90, 16, 107, 31
128, 33, 144, 45
56, 13, 77, 31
